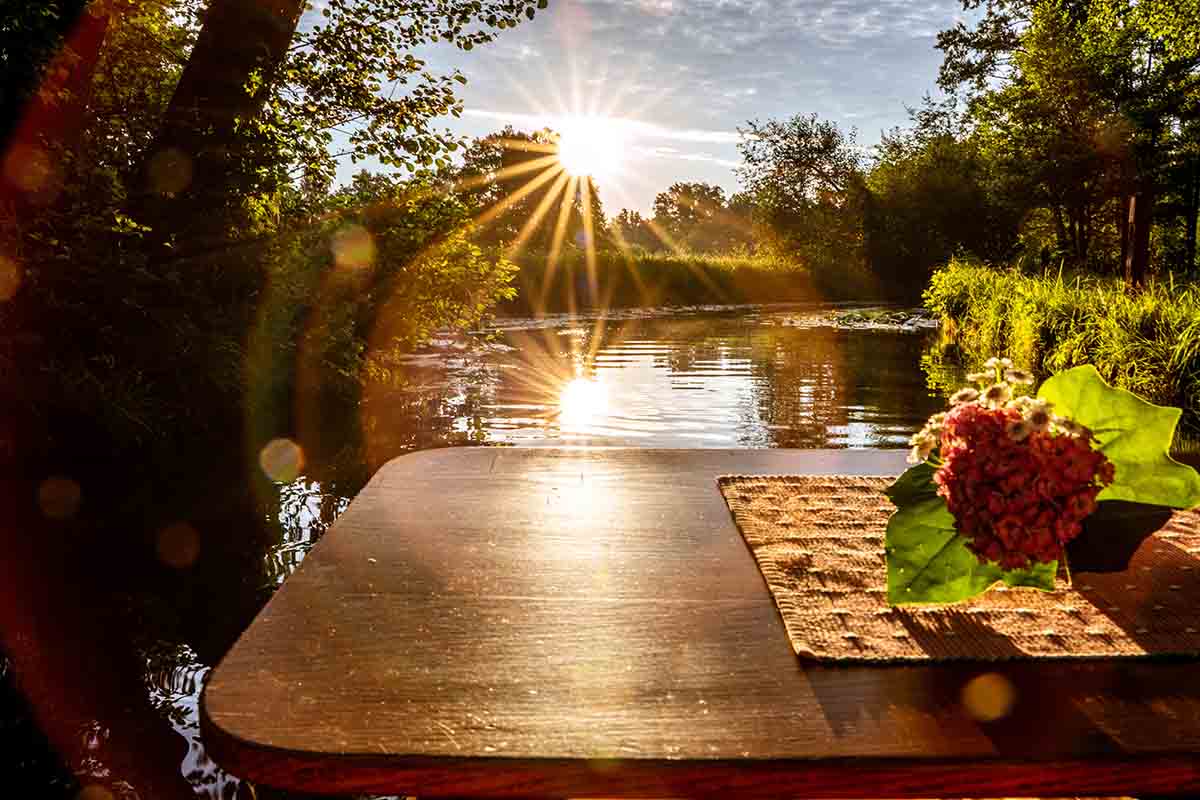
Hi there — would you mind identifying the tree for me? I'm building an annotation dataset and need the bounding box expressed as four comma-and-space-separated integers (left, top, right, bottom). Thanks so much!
652, 181, 740, 252
866, 100, 1021, 291
124, 0, 547, 254
612, 208, 660, 251
938, 0, 1200, 284
737, 113, 867, 276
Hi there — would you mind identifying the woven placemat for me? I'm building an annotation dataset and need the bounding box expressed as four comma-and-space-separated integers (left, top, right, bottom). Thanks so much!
719, 475, 1200, 663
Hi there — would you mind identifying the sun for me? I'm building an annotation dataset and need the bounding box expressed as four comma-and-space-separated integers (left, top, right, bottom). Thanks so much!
555, 117, 627, 181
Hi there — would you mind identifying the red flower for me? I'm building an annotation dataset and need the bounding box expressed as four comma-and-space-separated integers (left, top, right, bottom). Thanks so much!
932, 401, 1114, 570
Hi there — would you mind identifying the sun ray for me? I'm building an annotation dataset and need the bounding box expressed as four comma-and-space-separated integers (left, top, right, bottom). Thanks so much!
542, 174, 580, 314
507, 169, 571, 258
497, 138, 558, 154
642, 216, 730, 302
578, 177, 609, 363
605, 210, 654, 307
451, 153, 560, 194
580, 178, 599, 301
472, 163, 564, 229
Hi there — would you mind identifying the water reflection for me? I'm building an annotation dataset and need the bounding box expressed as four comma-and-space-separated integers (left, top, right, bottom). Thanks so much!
359, 305, 946, 453
559, 376, 610, 437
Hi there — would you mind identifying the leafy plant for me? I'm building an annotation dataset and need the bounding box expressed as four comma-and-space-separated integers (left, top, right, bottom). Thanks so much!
886, 364, 1200, 605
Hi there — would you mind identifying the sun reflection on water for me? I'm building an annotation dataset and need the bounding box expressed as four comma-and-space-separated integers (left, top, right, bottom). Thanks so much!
559, 376, 609, 433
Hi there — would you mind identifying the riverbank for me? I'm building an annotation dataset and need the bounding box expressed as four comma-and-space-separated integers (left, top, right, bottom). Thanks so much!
923, 259, 1200, 436
502, 249, 878, 312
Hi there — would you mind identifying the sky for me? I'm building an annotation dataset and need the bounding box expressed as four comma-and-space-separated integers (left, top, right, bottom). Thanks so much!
342, 0, 970, 215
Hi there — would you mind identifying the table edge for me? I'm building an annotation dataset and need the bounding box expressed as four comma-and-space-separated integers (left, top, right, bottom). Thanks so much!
196, 706, 1200, 798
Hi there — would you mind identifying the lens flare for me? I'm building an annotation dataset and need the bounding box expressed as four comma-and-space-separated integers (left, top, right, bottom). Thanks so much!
0, 256, 22, 301
76, 786, 115, 800
961, 672, 1016, 722
259, 438, 304, 483
38, 476, 81, 520
157, 522, 201, 569
331, 224, 376, 270
147, 147, 194, 195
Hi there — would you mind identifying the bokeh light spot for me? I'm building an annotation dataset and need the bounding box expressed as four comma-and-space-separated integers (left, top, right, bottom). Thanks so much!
3, 143, 61, 203
0, 255, 23, 301
76, 786, 115, 800
961, 672, 1016, 722
259, 437, 304, 483
331, 224, 376, 270
157, 522, 201, 569
147, 147, 193, 195
38, 476, 81, 520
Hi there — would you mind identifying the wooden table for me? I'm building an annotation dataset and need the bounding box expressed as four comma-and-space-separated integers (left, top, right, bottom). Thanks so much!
201, 448, 1200, 797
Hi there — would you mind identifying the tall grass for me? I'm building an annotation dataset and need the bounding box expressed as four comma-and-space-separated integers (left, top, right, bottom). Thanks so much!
924, 258, 1200, 437
502, 248, 878, 313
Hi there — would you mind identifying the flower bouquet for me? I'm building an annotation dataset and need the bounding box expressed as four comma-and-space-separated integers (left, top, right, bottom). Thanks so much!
887, 359, 1200, 606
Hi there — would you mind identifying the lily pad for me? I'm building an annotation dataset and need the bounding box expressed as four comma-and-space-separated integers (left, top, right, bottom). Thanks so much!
1037, 365, 1200, 509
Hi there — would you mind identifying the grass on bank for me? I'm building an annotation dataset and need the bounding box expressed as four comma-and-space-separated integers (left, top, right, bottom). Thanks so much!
502, 247, 878, 313
924, 258, 1200, 436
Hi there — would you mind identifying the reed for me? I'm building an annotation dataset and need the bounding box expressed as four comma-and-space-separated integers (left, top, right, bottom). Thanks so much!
924, 258, 1200, 440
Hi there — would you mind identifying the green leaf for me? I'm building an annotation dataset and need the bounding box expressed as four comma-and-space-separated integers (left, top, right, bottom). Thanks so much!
885, 461, 936, 506
1038, 365, 1200, 508
886, 497, 1057, 605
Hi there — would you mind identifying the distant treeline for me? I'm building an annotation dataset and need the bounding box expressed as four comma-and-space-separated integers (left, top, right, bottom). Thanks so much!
501, 250, 876, 314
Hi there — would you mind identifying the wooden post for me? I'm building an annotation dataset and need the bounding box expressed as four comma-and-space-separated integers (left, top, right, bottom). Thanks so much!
1124, 187, 1153, 289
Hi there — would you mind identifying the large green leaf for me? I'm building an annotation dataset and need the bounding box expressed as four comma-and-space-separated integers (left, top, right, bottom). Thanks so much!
885, 497, 1057, 605
1037, 365, 1200, 509
885, 461, 936, 506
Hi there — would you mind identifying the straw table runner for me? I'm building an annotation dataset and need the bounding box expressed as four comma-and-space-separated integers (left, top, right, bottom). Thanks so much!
718, 474, 1200, 663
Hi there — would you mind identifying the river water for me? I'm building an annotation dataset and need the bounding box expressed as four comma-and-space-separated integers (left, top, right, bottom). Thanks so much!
7, 303, 954, 798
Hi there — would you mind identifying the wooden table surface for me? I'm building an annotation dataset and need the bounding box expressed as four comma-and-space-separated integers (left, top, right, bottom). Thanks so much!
201, 448, 1200, 797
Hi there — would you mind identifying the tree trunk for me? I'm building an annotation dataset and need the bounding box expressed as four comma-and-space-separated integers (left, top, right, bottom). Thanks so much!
133, 0, 305, 257
1053, 205, 1068, 253
1186, 160, 1198, 277
1119, 196, 1130, 275
1079, 208, 1089, 265
1124, 186, 1154, 289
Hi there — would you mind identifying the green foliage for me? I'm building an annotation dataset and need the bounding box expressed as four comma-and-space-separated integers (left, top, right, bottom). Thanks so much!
937, 0, 1200, 277
248, 175, 516, 453
245, 0, 549, 191
924, 259, 1200, 436
734, 113, 873, 293
1, 0, 538, 475
1038, 365, 1200, 506
648, 182, 753, 253
865, 99, 1022, 295
885, 465, 1058, 605
504, 248, 874, 313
